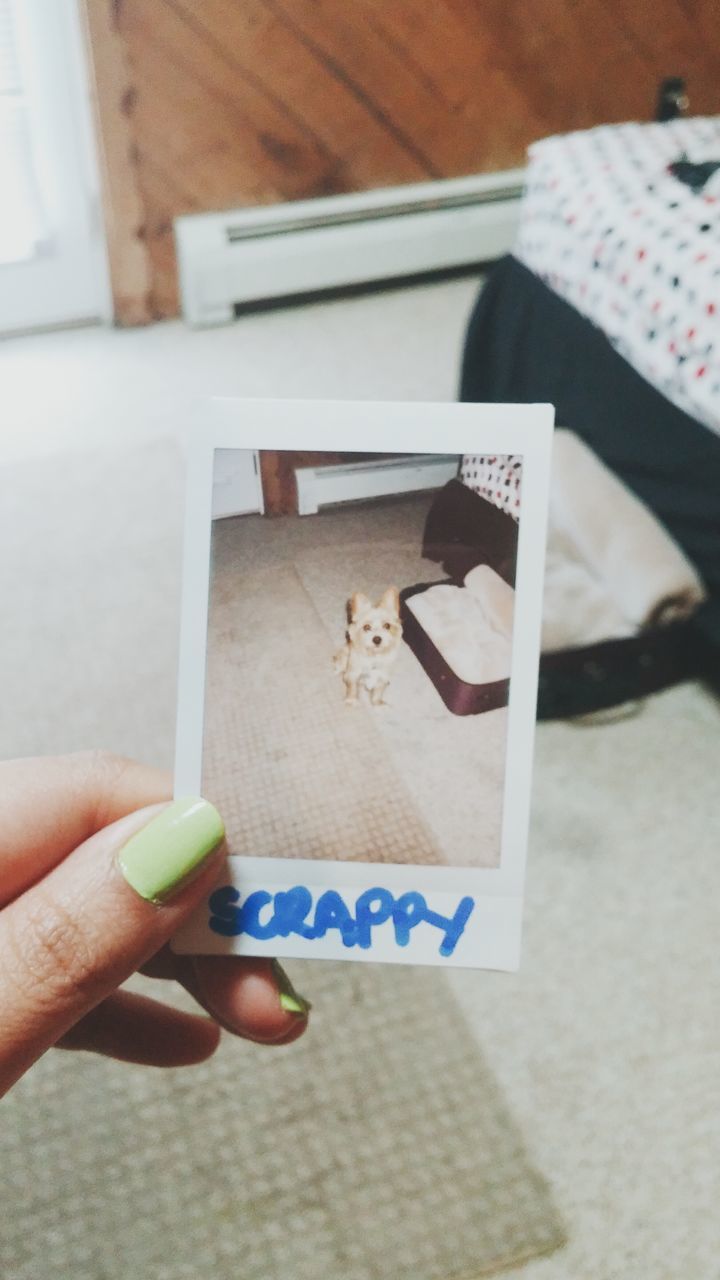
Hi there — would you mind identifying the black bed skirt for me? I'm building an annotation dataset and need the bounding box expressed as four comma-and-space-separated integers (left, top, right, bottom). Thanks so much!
460, 255, 720, 601
459, 255, 720, 683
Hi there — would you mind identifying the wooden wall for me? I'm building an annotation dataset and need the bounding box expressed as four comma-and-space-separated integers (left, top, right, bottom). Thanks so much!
81, 0, 720, 324
259, 450, 412, 515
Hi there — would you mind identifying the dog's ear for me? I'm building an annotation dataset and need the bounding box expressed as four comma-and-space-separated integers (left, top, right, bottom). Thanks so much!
349, 591, 372, 621
379, 586, 400, 614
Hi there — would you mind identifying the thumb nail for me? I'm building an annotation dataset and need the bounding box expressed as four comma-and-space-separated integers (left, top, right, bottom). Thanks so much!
118, 798, 224, 905
272, 960, 312, 1016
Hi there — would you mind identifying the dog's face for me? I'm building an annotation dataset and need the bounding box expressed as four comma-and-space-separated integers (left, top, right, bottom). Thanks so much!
347, 587, 402, 658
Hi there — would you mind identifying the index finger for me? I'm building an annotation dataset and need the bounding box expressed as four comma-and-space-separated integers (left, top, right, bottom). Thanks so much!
0, 752, 171, 907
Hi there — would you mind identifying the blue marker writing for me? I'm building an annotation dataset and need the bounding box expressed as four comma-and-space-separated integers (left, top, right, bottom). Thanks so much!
208, 884, 474, 958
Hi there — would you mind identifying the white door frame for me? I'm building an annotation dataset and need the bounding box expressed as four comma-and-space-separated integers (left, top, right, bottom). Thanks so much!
211, 449, 264, 519
0, 0, 111, 334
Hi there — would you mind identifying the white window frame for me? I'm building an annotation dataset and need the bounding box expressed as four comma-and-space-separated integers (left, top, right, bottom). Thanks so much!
0, 0, 110, 334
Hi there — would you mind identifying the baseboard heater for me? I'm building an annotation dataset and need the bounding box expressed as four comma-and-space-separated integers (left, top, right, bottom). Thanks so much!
295, 454, 460, 516
175, 170, 525, 327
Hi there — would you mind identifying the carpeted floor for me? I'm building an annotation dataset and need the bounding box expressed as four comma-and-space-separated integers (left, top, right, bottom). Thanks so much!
3, 281, 720, 1278
0, 440, 564, 1279
203, 504, 508, 867
2, 963, 563, 1280
203, 559, 442, 864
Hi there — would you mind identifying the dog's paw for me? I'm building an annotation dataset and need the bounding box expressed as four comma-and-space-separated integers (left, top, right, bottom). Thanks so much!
344, 696, 359, 708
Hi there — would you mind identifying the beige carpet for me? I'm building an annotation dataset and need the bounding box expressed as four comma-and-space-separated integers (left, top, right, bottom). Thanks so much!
203, 558, 441, 863
4, 286, 720, 1279
0, 441, 565, 1280
2, 963, 564, 1280
295, 542, 508, 867
209, 511, 508, 867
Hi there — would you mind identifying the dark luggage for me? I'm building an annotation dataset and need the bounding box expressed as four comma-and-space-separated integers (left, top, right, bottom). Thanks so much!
414, 479, 703, 720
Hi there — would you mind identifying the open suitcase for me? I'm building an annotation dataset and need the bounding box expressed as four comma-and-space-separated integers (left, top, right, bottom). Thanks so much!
458, 255, 720, 708
400, 576, 511, 716
406, 477, 701, 721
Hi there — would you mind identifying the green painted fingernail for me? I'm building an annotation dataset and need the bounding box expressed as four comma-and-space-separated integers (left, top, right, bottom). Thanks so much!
118, 798, 224, 904
272, 960, 312, 1017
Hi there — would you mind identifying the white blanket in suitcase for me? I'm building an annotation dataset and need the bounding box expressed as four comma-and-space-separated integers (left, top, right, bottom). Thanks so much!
406, 567, 514, 685
459, 435, 706, 653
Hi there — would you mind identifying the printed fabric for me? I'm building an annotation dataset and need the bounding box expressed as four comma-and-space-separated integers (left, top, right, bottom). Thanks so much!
460, 455, 522, 523
516, 116, 720, 436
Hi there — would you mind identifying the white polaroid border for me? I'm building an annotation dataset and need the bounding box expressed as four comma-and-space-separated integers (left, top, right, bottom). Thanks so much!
172, 398, 553, 970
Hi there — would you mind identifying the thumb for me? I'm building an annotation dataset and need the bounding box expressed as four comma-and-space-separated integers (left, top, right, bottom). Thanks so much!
0, 798, 224, 1097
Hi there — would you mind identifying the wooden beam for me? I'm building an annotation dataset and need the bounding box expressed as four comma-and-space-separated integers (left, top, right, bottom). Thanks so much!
259, 451, 400, 516
78, 0, 153, 325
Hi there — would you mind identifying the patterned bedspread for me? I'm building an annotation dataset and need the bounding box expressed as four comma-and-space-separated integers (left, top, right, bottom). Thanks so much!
460, 454, 522, 523
516, 116, 720, 436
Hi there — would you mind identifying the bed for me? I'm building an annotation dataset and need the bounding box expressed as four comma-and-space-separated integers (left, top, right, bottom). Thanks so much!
517, 117, 720, 435
459, 121, 720, 685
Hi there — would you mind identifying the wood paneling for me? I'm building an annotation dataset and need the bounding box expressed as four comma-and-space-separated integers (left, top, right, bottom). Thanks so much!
83, 0, 720, 323
80, 0, 153, 325
260, 450, 403, 516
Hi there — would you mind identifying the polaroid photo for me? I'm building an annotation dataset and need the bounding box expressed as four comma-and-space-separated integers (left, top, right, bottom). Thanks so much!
172, 398, 553, 970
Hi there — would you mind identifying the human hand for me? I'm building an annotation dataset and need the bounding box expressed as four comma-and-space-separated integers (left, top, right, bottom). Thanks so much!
0, 752, 310, 1098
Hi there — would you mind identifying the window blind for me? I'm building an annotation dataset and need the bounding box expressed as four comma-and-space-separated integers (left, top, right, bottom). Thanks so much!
0, 0, 46, 265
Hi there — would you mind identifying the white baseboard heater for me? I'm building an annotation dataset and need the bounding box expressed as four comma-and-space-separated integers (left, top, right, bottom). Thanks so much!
175, 170, 525, 327
295, 453, 460, 516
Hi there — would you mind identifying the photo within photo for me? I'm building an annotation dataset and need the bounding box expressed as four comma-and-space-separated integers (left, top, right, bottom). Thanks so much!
201, 449, 522, 869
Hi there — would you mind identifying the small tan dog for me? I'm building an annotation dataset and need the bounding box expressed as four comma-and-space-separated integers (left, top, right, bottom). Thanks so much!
333, 587, 403, 707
